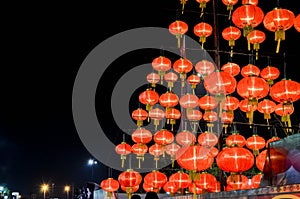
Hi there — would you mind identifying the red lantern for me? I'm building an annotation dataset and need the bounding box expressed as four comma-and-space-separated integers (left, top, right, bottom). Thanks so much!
147, 72, 160, 88
186, 109, 203, 132
175, 130, 196, 146
131, 127, 152, 144
240, 64, 260, 77
164, 71, 178, 90
153, 129, 174, 146
198, 95, 218, 111
246, 134, 266, 155
265, 136, 281, 148
194, 59, 215, 78
121, 185, 139, 198
237, 76, 269, 100
173, 58, 193, 86
118, 169, 142, 198
131, 108, 148, 127
163, 181, 178, 195
149, 107, 165, 130
221, 62, 240, 76
169, 20, 188, 48
260, 66, 280, 86
251, 173, 262, 188
257, 99, 276, 125
256, 149, 267, 172
226, 174, 250, 190
131, 143, 148, 168
263, 8, 295, 53
226, 132, 246, 147
165, 107, 181, 131
188, 183, 203, 195
203, 111, 218, 131
275, 102, 294, 131
187, 74, 201, 94
139, 89, 159, 111
270, 79, 300, 103
152, 56, 172, 82
242, 0, 258, 5
169, 171, 191, 189
247, 30, 266, 59
196, 0, 210, 18
115, 142, 131, 168
222, 26, 241, 56
221, 96, 239, 111
232, 4, 264, 37
194, 22, 213, 48
209, 146, 219, 157
221, 0, 238, 19
159, 91, 179, 108
144, 170, 168, 191
149, 143, 164, 168
194, 172, 217, 191
100, 178, 120, 197
197, 131, 218, 147
239, 99, 258, 124
179, 93, 199, 109
221, 111, 234, 130
294, 14, 300, 32
208, 181, 221, 193
165, 142, 181, 167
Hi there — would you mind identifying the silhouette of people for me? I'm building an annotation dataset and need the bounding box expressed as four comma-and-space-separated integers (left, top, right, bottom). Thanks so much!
145, 191, 159, 199
131, 194, 142, 199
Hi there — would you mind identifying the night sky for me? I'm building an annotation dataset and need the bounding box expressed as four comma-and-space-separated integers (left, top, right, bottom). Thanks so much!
1, 1, 300, 198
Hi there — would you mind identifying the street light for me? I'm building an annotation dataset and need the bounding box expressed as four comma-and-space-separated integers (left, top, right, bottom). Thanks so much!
87, 158, 97, 181
41, 184, 49, 199
64, 185, 70, 199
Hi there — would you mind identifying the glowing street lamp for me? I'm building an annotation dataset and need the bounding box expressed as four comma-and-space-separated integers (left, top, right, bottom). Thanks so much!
41, 184, 49, 199
87, 158, 97, 181
64, 185, 70, 199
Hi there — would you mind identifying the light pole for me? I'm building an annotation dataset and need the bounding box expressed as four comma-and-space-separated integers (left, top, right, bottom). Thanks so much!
41, 184, 48, 199
87, 159, 97, 181
64, 185, 70, 199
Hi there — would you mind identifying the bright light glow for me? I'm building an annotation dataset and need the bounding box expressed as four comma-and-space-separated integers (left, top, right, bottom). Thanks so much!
41, 184, 49, 192
64, 185, 70, 192
0, 186, 3, 191
88, 159, 97, 165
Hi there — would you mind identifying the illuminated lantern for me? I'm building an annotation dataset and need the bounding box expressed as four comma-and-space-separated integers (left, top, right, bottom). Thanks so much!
149, 143, 164, 168
175, 130, 196, 146
251, 173, 262, 188
142, 182, 156, 193
242, 0, 258, 5
209, 146, 219, 157
256, 149, 267, 172
159, 91, 179, 109
270, 79, 300, 103
169, 171, 191, 189
173, 58, 193, 86
221, 96, 240, 112
118, 169, 142, 199
263, 8, 295, 53
203, 70, 237, 102
226, 132, 246, 147
274, 102, 294, 131
221, 0, 238, 19
198, 95, 218, 111
131, 108, 148, 127
176, 145, 214, 172
265, 136, 280, 148
147, 72, 160, 88
139, 89, 159, 111
115, 142, 131, 168
194, 59, 215, 78
131, 127, 152, 144
240, 64, 260, 77
149, 107, 165, 130
194, 22, 213, 49
194, 172, 217, 191
203, 111, 218, 131
197, 131, 218, 147
232, 4, 264, 37
165, 142, 181, 167
196, 0, 210, 17
165, 107, 181, 131
164, 72, 178, 91
239, 99, 258, 124
169, 20, 188, 48
247, 30, 266, 59
186, 109, 203, 132
153, 129, 174, 146
246, 134, 266, 155
131, 143, 148, 168
187, 74, 201, 94
152, 56, 172, 83
208, 181, 221, 193
163, 181, 178, 196
144, 170, 168, 192
216, 147, 254, 182
179, 93, 199, 110
221, 111, 234, 133
221, 62, 240, 76
260, 66, 280, 86
100, 178, 120, 197
226, 174, 249, 190
294, 14, 300, 32
188, 183, 203, 195
222, 26, 241, 56
257, 99, 276, 126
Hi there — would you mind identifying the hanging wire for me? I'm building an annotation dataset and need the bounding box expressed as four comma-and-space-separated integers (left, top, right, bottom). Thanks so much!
283, 52, 287, 79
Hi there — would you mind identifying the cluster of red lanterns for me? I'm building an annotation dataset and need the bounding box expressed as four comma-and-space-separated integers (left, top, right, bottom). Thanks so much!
100, 0, 300, 198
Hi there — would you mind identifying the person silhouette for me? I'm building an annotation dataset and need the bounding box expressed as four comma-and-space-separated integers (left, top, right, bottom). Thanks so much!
131, 194, 142, 199
145, 191, 159, 199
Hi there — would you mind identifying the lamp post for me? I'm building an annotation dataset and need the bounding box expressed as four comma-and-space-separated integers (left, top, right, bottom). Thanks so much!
87, 159, 97, 181
41, 184, 48, 199
64, 185, 70, 199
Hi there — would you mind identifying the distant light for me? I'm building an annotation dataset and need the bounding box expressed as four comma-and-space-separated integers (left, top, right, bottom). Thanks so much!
4, 196, 8, 199
0, 186, 3, 191
88, 159, 97, 165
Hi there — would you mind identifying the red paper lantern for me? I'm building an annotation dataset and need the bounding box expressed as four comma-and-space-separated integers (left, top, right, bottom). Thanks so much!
164, 72, 178, 90
148, 107, 165, 130
239, 99, 258, 124
270, 79, 300, 103
139, 89, 159, 111
179, 93, 199, 109
169, 171, 191, 189
153, 129, 174, 146
115, 142, 132, 168
265, 136, 281, 148
226, 132, 246, 147
144, 170, 168, 191
247, 30, 266, 59
131, 108, 148, 127
222, 26, 241, 56
187, 74, 201, 94
194, 22, 213, 48
196, 0, 211, 18
147, 72, 160, 88
149, 143, 164, 168
198, 95, 218, 111
221, 62, 240, 76
175, 130, 196, 146
100, 178, 120, 197
159, 91, 179, 108
165, 142, 181, 167
194, 172, 217, 190
131, 127, 152, 144
232, 4, 264, 37
197, 131, 218, 147
208, 181, 221, 193
240, 64, 260, 77
131, 143, 148, 168
260, 66, 280, 86
242, 0, 258, 5
237, 76, 269, 101
169, 20, 188, 48
257, 99, 276, 125
188, 183, 203, 195
163, 181, 178, 195
118, 169, 142, 189
221, 96, 239, 111
194, 59, 215, 78
165, 107, 181, 131
173, 58, 193, 86
263, 8, 295, 53
251, 173, 262, 188
246, 134, 266, 155
152, 56, 172, 79
256, 149, 267, 172
226, 174, 250, 190
221, 0, 238, 19
294, 14, 300, 32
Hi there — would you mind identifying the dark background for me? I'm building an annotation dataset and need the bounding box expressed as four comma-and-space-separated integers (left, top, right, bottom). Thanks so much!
1, 0, 300, 198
